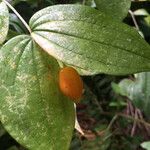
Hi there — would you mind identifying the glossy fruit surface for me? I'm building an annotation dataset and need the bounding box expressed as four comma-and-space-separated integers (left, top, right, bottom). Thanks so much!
59, 67, 83, 102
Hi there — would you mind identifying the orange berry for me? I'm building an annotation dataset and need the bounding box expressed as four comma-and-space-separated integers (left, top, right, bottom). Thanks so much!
59, 67, 83, 103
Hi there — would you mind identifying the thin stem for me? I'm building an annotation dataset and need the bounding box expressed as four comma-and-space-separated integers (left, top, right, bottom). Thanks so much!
128, 10, 144, 38
129, 10, 140, 31
93, 97, 104, 113
101, 111, 150, 128
4, 0, 31, 34
107, 115, 118, 131
131, 109, 138, 136
74, 104, 84, 135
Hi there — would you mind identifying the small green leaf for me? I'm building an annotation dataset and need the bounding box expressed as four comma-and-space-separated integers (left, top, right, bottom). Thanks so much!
0, 35, 75, 150
30, 5, 150, 75
118, 72, 150, 118
141, 141, 150, 150
0, 1, 9, 44
94, 0, 131, 20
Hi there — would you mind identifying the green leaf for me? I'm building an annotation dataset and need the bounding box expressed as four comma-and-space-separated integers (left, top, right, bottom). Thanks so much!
94, 0, 131, 20
0, 1, 9, 44
141, 141, 150, 150
118, 72, 150, 118
0, 35, 75, 150
30, 5, 150, 75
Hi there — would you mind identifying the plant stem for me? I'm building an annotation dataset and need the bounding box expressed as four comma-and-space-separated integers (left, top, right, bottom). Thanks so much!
101, 111, 150, 128
131, 109, 138, 136
4, 0, 31, 34
107, 115, 118, 131
129, 10, 144, 38
128, 10, 140, 31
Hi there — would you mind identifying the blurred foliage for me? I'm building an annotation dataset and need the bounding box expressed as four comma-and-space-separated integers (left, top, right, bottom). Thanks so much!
141, 141, 150, 150
1, 0, 150, 150
113, 73, 150, 119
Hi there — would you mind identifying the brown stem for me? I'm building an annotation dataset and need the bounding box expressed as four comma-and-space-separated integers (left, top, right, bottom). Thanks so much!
131, 109, 138, 136
101, 111, 150, 128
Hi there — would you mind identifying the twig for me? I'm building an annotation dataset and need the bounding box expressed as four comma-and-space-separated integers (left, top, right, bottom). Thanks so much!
136, 109, 142, 129
128, 100, 134, 116
126, 100, 130, 115
137, 109, 150, 136
101, 111, 150, 128
131, 109, 138, 136
107, 115, 118, 131
93, 98, 104, 113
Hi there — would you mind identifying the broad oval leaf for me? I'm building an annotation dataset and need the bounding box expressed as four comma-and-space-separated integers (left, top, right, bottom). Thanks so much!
0, 35, 75, 150
0, 1, 9, 44
94, 0, 131, 20
118, 72, 150, 118
30, 5, 150, 75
